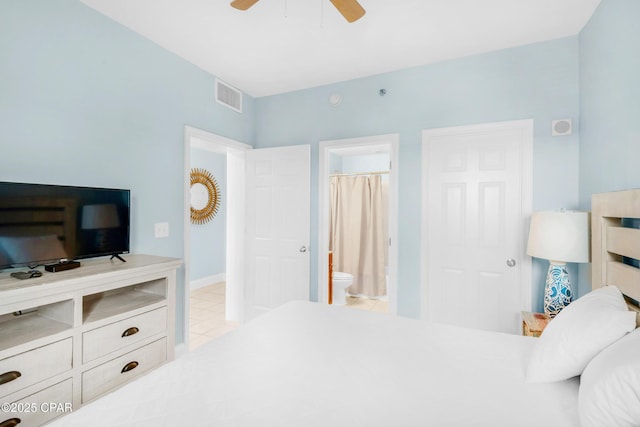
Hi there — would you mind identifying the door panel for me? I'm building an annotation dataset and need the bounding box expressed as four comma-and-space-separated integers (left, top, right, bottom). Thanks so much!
245, 145, 310, 320
423, 121, 532, 334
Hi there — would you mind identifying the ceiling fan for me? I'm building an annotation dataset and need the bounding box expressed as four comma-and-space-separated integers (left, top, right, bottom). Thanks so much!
230, 0, 366, 23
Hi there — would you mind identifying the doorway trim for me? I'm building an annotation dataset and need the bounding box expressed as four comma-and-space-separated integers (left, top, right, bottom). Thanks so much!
318, 134, 399, 314
183, 125, 251, 352
420, 119, 533, 327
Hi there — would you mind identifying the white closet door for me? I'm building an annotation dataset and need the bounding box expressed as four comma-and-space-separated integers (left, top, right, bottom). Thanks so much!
422, 120, 532, 334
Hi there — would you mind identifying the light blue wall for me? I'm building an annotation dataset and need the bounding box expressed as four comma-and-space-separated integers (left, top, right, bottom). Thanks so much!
341, 154, 390, 175
190, 149, 226, 280
578, 0, 640, 297
0, 0, 255, 344
329, 153, 343, 173
255, 37, 581, 317
579, 0, 640, 204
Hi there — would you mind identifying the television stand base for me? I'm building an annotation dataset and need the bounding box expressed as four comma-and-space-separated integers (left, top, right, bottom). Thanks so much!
111, 253, 127, 263
45, 260, 81, 272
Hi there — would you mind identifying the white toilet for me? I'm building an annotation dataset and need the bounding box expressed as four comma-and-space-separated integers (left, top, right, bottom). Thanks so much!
332, 271, 354, 305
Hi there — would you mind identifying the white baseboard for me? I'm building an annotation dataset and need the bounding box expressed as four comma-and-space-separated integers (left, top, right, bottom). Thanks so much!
190, 273, 226, 290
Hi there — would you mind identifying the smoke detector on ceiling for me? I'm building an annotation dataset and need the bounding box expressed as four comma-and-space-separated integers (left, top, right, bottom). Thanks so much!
329, 93, 342, 106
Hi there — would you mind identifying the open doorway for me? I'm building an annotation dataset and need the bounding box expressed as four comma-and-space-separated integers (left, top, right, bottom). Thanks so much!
318, 134, 399, 315
183, 126, 250, 351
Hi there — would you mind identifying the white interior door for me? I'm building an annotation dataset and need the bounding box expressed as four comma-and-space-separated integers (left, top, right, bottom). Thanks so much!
422, 120, 532, 334
245, 145, 310, 320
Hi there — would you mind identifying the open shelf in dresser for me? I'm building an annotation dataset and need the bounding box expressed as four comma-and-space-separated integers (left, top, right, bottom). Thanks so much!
0, 299, 73, 351
82, 277, 167, 324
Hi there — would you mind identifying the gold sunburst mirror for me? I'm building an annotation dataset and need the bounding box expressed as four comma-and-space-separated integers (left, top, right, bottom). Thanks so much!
190, 168, 221, 224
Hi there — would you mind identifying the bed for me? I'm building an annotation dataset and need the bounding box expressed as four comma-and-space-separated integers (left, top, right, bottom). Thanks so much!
46, 189, 640, 427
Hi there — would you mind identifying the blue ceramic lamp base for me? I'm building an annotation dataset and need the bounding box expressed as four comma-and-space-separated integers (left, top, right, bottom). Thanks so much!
544, 262, 572, 317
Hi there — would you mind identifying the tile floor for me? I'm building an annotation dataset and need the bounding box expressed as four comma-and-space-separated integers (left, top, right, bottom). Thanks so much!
189, 282, 239, 350
189, 282, 388, 350
345, 295, 389, 313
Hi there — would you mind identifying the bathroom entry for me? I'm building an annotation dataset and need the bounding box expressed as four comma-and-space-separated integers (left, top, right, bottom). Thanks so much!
330, 156, 389, 309
319, 134, 398, 314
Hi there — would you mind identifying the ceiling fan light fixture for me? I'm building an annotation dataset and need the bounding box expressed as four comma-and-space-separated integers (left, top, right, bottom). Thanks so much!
230, 0, 260, 11
230, 0, 366, 23
329, 0, 366, 23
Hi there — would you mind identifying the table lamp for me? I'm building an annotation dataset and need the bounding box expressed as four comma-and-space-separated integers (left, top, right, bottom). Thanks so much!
526, 210, 590, 317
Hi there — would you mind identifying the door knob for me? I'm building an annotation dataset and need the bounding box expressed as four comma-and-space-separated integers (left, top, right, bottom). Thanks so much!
299, 246, 308, 253
506, 258, 516, 267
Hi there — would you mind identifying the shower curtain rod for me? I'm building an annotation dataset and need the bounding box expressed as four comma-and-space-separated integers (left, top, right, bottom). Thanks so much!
329, 170, 390, 177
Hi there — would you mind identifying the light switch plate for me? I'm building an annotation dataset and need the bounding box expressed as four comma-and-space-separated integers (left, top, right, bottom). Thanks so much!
154, 222, 169, 238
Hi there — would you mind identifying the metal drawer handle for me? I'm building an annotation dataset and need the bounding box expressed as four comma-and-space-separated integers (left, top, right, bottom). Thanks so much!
121, 361, 139, 374
0, 418, 21, 427
121, 327, 140, 337
0, 371, 21, 386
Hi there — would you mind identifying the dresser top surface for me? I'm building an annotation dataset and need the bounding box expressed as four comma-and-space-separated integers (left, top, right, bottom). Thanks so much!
0, 254, 181, 295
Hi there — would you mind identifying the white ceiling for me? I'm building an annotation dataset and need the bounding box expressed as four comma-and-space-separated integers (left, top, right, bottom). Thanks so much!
79, 0, 601, 98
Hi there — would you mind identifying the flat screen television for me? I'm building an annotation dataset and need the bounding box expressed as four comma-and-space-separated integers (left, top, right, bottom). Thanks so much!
0, 181, 130, 271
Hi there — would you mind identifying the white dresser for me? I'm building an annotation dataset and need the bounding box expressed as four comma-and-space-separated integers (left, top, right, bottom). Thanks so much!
0, 255, 181, 427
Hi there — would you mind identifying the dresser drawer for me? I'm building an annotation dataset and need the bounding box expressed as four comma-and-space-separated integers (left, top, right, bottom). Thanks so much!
82, 307, 167, 363
81, 338, 166, 403
1, 378, 72, 427
0, 339, 72, 399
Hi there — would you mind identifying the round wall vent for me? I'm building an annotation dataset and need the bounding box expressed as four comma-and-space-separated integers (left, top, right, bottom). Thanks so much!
552, 119, 572, 136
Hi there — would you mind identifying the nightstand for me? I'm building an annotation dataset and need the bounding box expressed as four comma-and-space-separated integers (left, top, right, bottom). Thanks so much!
521, 311, 551, 337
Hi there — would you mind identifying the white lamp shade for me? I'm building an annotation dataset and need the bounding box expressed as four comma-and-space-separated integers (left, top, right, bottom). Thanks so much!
81, 204, 120, 229
527, 211, 590, 263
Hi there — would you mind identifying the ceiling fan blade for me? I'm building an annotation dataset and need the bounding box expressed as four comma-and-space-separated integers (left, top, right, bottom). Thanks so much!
230, 0, 260, 11
329, 0, 366, 23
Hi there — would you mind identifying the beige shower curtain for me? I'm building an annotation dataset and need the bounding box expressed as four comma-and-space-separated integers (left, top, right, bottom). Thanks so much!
329, 174, 387, 297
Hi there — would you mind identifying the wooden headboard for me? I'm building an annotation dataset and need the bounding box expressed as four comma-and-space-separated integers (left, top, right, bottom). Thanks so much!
591, 189, 640, 326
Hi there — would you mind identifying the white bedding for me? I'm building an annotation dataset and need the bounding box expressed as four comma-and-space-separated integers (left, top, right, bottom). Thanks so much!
48, 301, 579, 426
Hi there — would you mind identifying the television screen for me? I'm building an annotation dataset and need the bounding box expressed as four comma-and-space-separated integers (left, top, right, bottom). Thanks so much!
0, 181, 130, 270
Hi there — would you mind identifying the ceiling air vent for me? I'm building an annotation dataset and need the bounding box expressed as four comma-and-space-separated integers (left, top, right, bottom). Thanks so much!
215, 78, 243, 113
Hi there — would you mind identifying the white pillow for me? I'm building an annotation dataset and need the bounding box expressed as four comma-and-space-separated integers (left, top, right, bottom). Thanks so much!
580, 328, 640, 427
526, 285, 636, 383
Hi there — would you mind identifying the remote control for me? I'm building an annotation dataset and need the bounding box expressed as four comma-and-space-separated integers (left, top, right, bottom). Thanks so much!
10, 270, 43, 280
